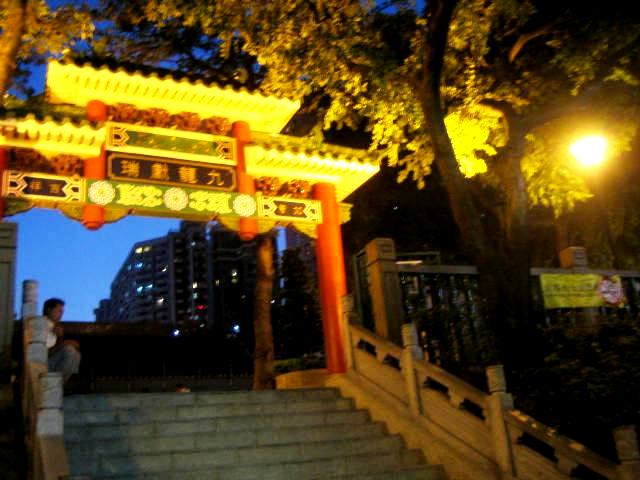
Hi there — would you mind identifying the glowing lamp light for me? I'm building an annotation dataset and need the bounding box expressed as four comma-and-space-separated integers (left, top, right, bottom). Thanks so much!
570, 135, 608, 167
172, 329, 181, 337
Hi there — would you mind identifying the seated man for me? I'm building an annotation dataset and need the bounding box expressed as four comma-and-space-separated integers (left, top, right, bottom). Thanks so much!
44, 298, 81, 383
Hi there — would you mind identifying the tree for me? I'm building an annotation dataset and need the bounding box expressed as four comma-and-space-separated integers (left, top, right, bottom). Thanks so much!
125, 0, 640, 362
84, 0, 640, 365
252, 233, 276, 389
273, 247, 322, 359
0, 0, 92, 102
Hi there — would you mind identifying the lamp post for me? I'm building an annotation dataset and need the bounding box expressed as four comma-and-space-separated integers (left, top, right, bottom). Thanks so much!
569, 135, 619, 268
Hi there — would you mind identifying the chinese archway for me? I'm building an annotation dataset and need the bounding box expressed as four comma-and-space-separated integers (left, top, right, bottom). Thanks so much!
0, 60, 379, 374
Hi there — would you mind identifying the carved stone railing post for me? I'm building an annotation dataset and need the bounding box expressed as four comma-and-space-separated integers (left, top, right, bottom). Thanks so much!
556, 455, 579, 476
486, 365, 516, 478
22, 281, 43, 427
26, 317, 47, 367
341, 294, 356, 370
401, 322, 423, 416
37, 372, 64, 436
364, 238, 405, 344
22, 279, 39, 320
614, 425, 640, 480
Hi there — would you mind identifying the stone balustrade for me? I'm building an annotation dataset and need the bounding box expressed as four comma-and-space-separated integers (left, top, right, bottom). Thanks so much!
21, 280, 69, 480
331, 320, 640, 480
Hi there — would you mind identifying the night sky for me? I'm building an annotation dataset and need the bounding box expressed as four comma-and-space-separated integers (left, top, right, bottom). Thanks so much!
11, 209, 180, 321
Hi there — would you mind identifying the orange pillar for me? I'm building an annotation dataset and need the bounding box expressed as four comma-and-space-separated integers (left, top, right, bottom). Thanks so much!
232, 121, 258, 241
313, 182, 347, 374
83, 100, 108, 230
0, 148, 7, 220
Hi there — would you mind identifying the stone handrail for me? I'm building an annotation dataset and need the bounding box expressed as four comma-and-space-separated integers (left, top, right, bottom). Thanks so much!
21, 281, 69, 480
351, 324, 487, 411
505, 409, 617, 478
342, 321, 640, 480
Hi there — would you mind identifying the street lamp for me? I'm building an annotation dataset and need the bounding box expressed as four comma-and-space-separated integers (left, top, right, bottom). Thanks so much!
570, 135, 608, 167
569, 134, 619, 269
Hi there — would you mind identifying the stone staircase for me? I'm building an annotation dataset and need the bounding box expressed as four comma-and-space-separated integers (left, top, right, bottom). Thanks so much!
63, 388, 446, 480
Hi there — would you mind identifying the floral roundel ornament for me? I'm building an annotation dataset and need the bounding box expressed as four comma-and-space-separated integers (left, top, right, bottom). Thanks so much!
232, 194, 257, 217
163, 187, 189, 211
88, 180, 116, 205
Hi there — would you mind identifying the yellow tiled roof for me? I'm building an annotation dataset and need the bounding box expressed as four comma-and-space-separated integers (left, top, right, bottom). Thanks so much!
46, 60, 301, 134
0, 116, 104, 157
246, 132, 379, 201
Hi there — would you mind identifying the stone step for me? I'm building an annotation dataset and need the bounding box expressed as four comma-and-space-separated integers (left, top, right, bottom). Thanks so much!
330, 465, 446, 480
64, 397, 353, 427
67, 449, 430, 479
66, 421, 386, 452
64, 388, 340, 412
65, 408, 371, 441
68, 435, 407, 477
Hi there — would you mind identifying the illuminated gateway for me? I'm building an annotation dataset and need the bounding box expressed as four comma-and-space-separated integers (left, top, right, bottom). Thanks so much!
0, 60, 379, 373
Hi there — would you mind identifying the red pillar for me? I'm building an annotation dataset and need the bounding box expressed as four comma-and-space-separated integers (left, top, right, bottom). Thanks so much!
313, 182, 347, 374
0, 148, 8, 220
232, 121, 258, 241
83, 100, 108, 230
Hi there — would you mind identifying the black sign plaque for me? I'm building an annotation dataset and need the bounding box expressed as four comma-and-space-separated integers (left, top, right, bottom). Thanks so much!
108, 153, 236, 191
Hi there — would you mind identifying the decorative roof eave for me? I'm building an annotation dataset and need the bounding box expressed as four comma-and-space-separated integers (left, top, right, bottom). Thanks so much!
245, 134, 380, 201
46, 61, 301, 134
0, 116, 105, 157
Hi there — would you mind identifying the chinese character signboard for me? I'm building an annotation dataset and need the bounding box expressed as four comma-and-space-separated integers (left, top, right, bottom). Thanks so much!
258, 196, 322, 223
108, 153, 236, 190
2, 171, 83, 202
539, 273, 626, 309
107, 123, 235, 165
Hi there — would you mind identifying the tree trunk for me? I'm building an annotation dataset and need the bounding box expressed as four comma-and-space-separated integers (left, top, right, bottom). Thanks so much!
253, 233, 275, 389
555, 213, 570, 257
0, 0, 28, 103
496, 114, 534, 356
417, 0, 530, 362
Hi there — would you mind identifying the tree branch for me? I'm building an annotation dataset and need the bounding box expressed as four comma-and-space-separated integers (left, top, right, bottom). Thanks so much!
508, 24, 553, 63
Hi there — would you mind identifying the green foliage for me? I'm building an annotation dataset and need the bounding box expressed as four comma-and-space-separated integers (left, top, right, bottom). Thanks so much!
18, 2, 93, 56
0, 0, 93, 97
510, 317, 640, 458
88, 0, 265, 90
126, 1, 638, 223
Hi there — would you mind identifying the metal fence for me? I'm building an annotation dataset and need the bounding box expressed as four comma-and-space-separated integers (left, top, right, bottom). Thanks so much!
352, 250, 640, 368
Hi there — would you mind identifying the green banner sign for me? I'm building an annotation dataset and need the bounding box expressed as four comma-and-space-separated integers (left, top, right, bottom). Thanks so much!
539, 273, 626, 309
107, 123, 234, 164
